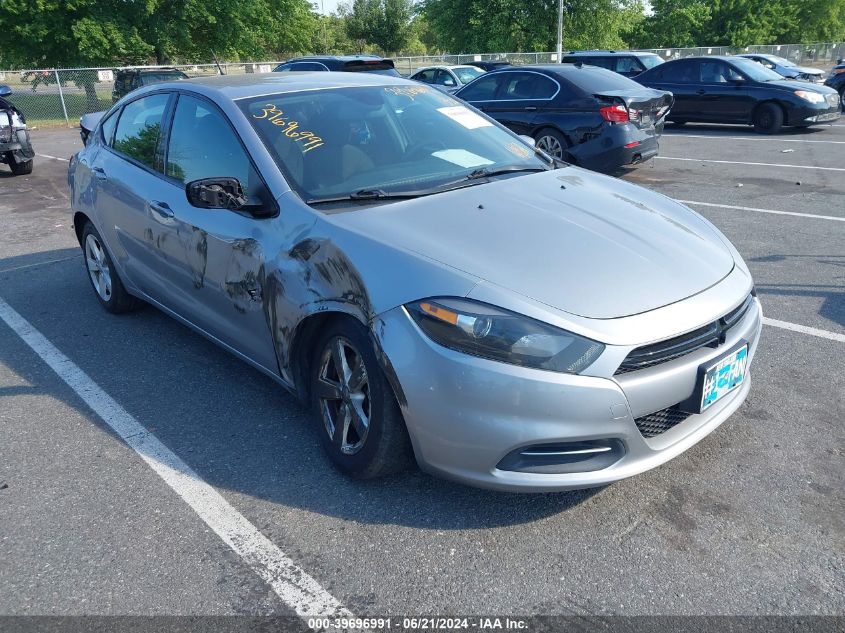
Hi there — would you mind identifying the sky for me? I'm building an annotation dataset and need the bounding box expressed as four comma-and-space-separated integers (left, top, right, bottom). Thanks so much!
313, 0, 342, 15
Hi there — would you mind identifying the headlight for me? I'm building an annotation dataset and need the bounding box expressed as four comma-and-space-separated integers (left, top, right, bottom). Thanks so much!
406, 298, 604, 373
0, 111, 10, 143
795, 90, 825, 104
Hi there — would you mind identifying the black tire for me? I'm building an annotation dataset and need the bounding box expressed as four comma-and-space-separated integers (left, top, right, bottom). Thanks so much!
533, 127, 572, 162
753, 102, 784, 134
9, 154, 33, 175
309, 318, 413, 479
80, 221, 139, 314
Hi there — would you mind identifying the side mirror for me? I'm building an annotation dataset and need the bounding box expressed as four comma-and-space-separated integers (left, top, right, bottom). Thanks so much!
0, 85, 12, 97
728, 77, 746, 84
186, 177, 247, 210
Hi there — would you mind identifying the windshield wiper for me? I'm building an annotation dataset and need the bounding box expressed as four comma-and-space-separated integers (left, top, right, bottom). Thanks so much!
465, 165, 549, 180
307, 189, 424, 205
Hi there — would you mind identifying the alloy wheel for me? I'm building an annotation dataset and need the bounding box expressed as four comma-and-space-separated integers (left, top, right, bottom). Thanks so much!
85, 234, 112, 301
536, 135, 564, 159
316, 337, 371, 455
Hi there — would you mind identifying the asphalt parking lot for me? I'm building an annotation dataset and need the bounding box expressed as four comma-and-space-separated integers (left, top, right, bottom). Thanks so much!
0, 122, 843, 622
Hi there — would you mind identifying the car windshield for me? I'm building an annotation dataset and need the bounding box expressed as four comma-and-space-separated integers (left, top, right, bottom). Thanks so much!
729, 57, 785, 81
239, 85, 549, 204
453, 67, 484, 83
766, 55, 796, 67
640, 55, 664, 69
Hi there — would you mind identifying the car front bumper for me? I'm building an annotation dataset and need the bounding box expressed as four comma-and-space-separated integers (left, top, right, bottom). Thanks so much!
373, 292, 762, 492
790, 99, 841, 124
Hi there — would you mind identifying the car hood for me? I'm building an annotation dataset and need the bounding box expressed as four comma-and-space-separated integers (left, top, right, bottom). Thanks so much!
332, 168, 735, 319
766, 79, 837, 94
790, 66, 824, 76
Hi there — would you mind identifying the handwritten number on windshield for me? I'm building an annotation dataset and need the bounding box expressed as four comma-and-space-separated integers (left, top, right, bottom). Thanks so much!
253, 104, 324, 153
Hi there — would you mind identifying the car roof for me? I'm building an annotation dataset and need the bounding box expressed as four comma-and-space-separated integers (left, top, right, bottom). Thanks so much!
288, 55, 389, 62
565, 50, 661, 58
158, 71, 411, 101
488, 63, 619, 75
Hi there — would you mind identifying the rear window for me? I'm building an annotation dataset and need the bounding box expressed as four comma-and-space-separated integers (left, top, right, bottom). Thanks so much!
563, 66, 645, 92
342, 61, 400, 76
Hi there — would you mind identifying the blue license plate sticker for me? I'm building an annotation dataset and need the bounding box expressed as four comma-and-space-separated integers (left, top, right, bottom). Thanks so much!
701, 345, 748, 412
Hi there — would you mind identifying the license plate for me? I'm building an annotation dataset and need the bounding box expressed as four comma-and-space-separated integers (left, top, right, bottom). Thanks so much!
700, 344, 748, 412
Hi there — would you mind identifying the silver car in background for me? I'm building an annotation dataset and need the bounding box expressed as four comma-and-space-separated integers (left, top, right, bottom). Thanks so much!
68, 73, 762, 492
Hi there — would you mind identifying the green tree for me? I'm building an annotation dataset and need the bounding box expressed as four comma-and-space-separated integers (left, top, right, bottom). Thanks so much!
342, 0, 415, 53
628, 0, 711, 48
420, 0, 643, 54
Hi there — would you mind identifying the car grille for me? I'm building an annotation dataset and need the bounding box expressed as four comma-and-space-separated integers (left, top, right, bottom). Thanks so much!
635, 407, 692, 438
615, 294, 753, 375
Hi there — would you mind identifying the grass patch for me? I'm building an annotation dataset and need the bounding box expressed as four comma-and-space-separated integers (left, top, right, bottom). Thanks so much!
6, 91, 112, 126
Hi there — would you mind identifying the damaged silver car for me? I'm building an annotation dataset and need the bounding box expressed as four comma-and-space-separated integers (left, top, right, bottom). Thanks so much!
68, 73, 762, 492
0, 85, 34, 175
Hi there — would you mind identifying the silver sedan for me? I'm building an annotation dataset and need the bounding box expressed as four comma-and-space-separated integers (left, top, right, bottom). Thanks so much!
68, 73, 762, 492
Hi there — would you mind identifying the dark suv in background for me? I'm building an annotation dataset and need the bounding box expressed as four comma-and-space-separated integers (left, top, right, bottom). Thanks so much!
825, 60, 845, 108
273, 55, 400, 76
455, 64, 672, 172
561, 51, 664, 78
112, 68, 189, 102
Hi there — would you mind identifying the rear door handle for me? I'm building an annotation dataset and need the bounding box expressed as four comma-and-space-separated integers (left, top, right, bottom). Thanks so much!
150, 201, 175, 219
525, 106, 538, 111
696, 90, 707, 95
92, 166, 107, 180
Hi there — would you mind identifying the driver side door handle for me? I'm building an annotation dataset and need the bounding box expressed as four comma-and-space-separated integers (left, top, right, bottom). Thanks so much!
150, 201, 175, 219
92, 166, 107, 180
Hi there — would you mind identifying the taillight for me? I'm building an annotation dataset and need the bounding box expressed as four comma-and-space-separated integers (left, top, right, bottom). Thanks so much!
600, 104, 629, 123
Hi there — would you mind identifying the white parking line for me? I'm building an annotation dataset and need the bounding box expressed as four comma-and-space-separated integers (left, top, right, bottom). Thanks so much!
37, 153, 69, 162
763, 317, 845, 343
665, 134, 845, 145
678, 200, 845, 222
0, 255, 78, 274
0, 296, 350, 620
655, 156, 845, 171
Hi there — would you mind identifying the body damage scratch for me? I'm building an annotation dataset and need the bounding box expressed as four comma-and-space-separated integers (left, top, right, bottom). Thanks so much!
224, 238, 265, 313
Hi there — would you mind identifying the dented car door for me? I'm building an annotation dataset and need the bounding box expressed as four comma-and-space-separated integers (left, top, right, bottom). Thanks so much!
143, 92, 280, 373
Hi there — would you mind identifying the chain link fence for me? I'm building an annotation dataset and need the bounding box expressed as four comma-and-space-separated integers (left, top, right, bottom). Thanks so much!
3, 43, 843, 128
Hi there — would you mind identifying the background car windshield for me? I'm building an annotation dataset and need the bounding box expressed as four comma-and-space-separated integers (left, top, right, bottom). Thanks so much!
239, 86, 546, 202
731, 58, 784, 81
640, 55, 664, 69
453, 67, 483, 83
768, 55, 796, 67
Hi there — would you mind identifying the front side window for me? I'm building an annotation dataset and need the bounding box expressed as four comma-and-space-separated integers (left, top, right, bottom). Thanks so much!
700, 61, 744, 83
166, 94, 264, 203
639, 55, 664, 70
113, 93, 170, 171
615, 57, 644, 74
414, 69, 437, 83
435, 70, 457, 87
239, 85, 549, 203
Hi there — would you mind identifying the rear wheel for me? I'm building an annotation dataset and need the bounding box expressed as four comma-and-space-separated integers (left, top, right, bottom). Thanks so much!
310, 319, 413, 479
753, 103, 784, 134
81, 222, 139, 313
8, 153, 33, 176
534, 127, 571, 162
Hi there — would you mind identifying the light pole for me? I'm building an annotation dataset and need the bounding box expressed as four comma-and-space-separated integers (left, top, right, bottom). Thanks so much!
556, 0, 563, 63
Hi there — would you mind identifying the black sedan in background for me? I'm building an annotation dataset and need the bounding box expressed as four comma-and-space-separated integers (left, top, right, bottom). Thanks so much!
454, 64, 673, 172
636, 56, 840, 133
825, 62, 845, 107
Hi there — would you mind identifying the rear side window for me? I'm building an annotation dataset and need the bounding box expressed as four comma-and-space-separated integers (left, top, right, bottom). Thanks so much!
458, 74, 505, 101
113, 93, 171, 171
166, 94, 265, 202
500, 72, 558, 99
564, 67, 643, 92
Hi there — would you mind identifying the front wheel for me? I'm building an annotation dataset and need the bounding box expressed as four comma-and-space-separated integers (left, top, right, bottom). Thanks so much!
753, 103, 784, 134
310, 319, 413, 479
8, 153, 33, 175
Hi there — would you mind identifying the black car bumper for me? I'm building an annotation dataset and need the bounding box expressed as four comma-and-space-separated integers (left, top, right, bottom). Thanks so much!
570, 124, 660, 172
788, 99, 841, 125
